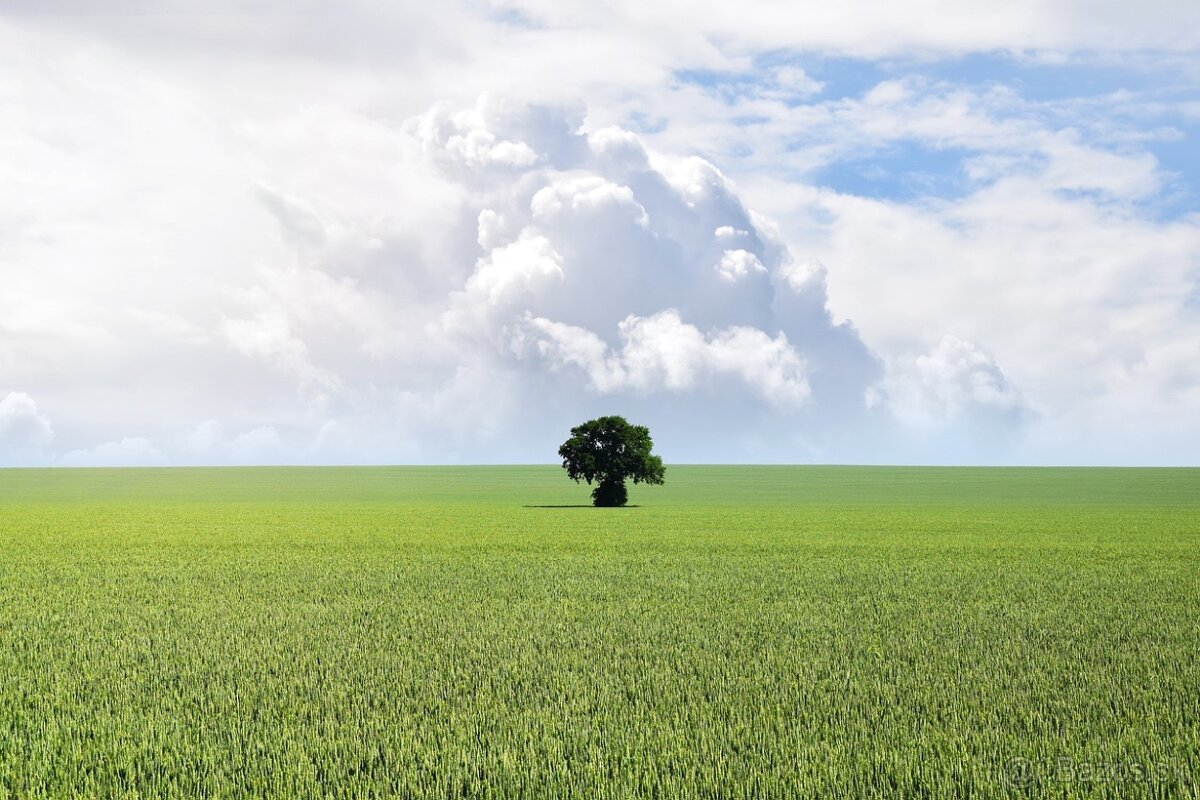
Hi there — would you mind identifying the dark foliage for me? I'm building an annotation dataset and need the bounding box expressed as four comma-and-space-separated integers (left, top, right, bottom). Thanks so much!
558, 416, 665, 507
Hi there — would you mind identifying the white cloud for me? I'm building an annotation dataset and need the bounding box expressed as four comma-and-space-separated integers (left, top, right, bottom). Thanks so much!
518, 310, 810, 407
778, 256, 826, 294
503, 1, 1200, 57
1037, 134, 1161, 198
184, 420, 225, 458
769, 65, 823, 98
587, 126, 651, 170
655, 156, 739, 207
408, 98, 541, 171
530, 176, 649, 228
464, 232, 565, 307
61, 437, 167, 468
221, 308, 341, 394
863, 80, 911, 106
476, 208, 512, 251
229, 425, 284, 465
0, 392, 54, 463
869, 336, 1027, 429
759, 174, 1200, 459
707, 326, 812, 407
716, 249, 767, 282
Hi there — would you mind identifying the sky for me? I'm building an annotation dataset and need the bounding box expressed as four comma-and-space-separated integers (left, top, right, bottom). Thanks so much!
1, 1, 1198, 466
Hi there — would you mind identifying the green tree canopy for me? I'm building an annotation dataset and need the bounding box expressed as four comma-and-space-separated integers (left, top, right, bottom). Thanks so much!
558, 416, 665, 507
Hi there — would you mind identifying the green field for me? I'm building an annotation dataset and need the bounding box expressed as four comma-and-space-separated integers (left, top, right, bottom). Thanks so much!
0, 466, 1197, 798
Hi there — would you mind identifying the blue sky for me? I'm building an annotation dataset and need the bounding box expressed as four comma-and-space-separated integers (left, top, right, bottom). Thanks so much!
0, 2, 1198, 466
675, 51, 1200, 213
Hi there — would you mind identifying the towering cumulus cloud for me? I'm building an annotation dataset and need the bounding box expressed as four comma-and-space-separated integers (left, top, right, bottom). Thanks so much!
414, 98, 881, 461
170, 96, 888, 463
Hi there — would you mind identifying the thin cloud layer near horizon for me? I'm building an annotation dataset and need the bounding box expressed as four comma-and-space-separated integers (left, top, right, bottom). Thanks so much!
1, 1, 1198, 466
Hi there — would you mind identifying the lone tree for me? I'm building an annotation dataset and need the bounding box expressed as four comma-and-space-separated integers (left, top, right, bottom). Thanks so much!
558, 416, 665, 507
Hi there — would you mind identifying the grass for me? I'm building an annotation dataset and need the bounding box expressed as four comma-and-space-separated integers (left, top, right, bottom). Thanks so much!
0, 465, 1197, 798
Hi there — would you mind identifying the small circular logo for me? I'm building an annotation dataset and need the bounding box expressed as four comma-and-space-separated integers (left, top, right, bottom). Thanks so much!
1004, 757, 1035, 789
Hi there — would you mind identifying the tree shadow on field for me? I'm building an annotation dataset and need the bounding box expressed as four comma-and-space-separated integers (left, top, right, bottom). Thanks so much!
522, 504, 641, 509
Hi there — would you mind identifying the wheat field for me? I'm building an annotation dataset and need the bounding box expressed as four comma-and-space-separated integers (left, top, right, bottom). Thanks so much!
0, 466, 1196, 798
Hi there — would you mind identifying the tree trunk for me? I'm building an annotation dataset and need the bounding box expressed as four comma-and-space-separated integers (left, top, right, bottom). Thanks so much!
592, 479, 628, 507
